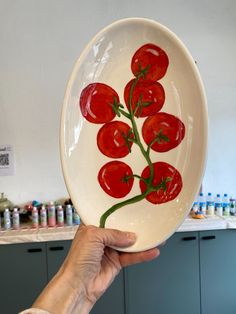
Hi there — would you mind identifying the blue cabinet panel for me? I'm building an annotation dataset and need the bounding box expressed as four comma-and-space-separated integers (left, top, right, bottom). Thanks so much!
0, 242, 47, 314
200, 230, 236, 314
91, 271, 125, 314
126, 232, 200, 314
46, 240, 72, 280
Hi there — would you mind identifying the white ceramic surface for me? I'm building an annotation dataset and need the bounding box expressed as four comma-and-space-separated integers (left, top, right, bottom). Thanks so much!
60, 18, 208, 252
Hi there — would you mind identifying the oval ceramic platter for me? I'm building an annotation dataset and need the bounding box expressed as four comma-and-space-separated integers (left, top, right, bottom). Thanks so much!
60, 18, 208, 252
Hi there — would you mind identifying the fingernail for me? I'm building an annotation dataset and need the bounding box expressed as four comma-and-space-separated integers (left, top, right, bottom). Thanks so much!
127, 232, 137, 243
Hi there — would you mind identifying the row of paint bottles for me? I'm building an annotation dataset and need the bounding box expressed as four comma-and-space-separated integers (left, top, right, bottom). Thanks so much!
31, 206, 48, 228
32, 205, 60, 228
1, 203, 80, 230
3, 208, 20, 230
36, 203, 79, 227
197, 193, 232, 216
215, 193, 230, 216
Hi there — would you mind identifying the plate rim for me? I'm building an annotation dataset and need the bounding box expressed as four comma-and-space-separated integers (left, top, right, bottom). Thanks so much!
60, 17, 208, 252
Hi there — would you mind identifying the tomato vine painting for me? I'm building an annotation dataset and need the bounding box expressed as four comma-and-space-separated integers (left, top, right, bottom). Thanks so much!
79, 43, 185, 228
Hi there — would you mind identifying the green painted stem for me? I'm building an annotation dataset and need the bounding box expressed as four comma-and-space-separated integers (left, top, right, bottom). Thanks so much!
99, 177, 170, 228
99, 192, 147, 228
128, 75, 154, 181
100, 72, 156, 228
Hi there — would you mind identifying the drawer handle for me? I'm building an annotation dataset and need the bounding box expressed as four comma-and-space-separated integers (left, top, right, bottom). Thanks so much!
202, 235, 216, 240
49, 246, 64, 251
27, 248, 42, 253
182, 236, 197, 241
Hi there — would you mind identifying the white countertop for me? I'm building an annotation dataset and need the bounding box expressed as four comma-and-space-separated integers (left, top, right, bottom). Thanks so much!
177, 215, 227, 232
0, 215, 235, 245
0, 224, 79, 245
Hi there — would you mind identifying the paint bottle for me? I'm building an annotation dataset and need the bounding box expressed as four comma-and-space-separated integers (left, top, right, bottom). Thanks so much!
230, 198, 236, 216
73, 208, 81, 225
222, 193, 230, 216
215, 194, 223, 216
198, 193, 206, 215
12, 207, 20, 230
32, 207, 39, 228
56, 205, 64, 226
206, 192, 215, 216
4, 208, 11, 230
66, 204, 73, 226
48, 201, 56, 227
40, 205, 47, 227
191, 195, 199, 213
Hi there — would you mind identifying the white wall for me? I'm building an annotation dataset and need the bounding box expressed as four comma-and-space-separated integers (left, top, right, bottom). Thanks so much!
0, 0, 235, 205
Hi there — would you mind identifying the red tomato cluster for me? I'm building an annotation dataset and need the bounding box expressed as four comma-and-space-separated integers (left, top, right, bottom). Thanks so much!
80, 82, 134, 198
79, 43, 185, 204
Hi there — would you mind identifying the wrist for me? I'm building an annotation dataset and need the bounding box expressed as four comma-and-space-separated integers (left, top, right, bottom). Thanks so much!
33, 269, 94, 314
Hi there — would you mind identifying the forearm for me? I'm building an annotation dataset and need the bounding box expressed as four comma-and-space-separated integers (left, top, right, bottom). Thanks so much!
33, 268, 93, 314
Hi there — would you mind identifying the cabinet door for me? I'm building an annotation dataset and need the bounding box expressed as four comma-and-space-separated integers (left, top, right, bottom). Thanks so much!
200, 230, 236, 314
46, 240, 72, 280
91, 270, 125, 314
0, 242, 47, 314
126, 232, 200, 314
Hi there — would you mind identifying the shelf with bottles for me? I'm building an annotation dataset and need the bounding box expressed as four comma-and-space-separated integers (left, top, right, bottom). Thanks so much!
0, 199, 81, 232
191, 192, 235, 218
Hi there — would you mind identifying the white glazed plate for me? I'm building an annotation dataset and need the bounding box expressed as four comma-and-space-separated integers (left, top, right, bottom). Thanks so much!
60, 18, 208, 252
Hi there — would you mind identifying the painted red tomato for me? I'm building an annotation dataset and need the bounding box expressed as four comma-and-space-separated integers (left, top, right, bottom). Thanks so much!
98, 161, 134, 198
124, 79, 165, 117
97, 121, 134, 158
142, 112, 185, 152
80, 83, 119, 124
140, 162, 182, 204
131, 43, 169, 81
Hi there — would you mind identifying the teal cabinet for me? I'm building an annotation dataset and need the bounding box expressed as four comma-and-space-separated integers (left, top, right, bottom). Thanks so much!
125, 232, 200, 314
46, 240, 72, 280
0, 240, 72, 314
1, 230, 236, 314
200, 230, 236, 314
0, 242, 47, 314
46, 239, 125, 314
91, 271, 125, 314
0, 239, 125, 314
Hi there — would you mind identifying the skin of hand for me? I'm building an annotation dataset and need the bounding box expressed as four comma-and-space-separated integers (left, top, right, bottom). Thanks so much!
33, 225, 160, 314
